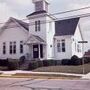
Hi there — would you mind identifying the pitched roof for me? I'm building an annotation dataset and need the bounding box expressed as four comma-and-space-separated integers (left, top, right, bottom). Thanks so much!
55, 17, 80, 36
27, 10, 47, 17
26, 34, 45, 44
11, 17, 29, 31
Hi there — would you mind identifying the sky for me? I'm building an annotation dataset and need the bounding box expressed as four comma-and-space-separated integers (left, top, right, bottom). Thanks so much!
0, 0, 90, 23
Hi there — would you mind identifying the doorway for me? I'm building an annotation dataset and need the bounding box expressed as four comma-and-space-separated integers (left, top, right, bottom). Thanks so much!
33, 44, 43, 59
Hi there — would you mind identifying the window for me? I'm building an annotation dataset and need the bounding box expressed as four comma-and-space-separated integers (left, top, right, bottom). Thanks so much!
35, 21, 38, 31
13, 42, 16, 54
35, 20, 41, 31
77, 44, 79, 52
3, 42, 6, 54
57, 39, 66, 52
9, 41, 16, 54
20, 41, 23, 54
10, 42, 13, 54
62, 40, 65, 52
38, 20, 40, 31
77, 44, 81, 53
57, 40, 61, 52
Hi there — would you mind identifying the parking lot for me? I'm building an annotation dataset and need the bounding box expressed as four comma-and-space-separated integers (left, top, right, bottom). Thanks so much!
0, 78, 89, 90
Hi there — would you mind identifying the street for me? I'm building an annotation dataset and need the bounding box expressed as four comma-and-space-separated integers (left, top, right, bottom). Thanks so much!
0, 78, 89, 90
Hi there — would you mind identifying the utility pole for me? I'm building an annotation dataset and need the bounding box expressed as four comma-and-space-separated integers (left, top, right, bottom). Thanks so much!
78, 41, 88, 74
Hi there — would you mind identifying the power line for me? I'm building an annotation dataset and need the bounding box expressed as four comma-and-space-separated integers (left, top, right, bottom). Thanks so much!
0, 5, 90, 25
1, 12, 90, 30
24, 12, 90, 26
50, 6, 90, 16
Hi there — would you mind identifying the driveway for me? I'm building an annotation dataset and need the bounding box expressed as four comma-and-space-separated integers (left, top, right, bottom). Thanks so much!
0, 78, 90, 90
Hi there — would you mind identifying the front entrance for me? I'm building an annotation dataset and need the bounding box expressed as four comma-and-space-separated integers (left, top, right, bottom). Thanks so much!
33, 45, 39, 58
33, 44, 43, 59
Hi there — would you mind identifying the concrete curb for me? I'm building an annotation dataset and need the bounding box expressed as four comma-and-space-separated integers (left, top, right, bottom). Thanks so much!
0, 70, 84, 78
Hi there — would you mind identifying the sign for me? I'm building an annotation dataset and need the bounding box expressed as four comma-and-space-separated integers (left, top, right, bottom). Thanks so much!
78, 41, 88, 43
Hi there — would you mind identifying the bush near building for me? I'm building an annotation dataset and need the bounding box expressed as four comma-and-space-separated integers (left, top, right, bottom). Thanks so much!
28, 57, 90, 70
0, 59, 8, 66
8, 59, 19, 70
0, 56, 90, 71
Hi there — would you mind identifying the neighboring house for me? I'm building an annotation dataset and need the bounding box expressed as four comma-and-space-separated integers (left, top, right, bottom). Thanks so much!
0, 17, 29, 59
0, 0, 84, 60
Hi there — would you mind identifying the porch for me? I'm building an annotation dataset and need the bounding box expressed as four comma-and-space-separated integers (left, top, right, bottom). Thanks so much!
26, 35, 46, 60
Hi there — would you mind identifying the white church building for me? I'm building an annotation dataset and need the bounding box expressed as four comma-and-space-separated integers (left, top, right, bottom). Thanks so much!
0, 0, 84, 60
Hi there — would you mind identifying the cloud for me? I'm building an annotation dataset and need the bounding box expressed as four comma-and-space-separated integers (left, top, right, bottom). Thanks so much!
3, 0, 33, 18
0, 0, 33, 24
0, 2, 19, 22
69, 3, 90, 13
6, 0, 32, 6
52, 2, 90, 19
49, 0, 90, 15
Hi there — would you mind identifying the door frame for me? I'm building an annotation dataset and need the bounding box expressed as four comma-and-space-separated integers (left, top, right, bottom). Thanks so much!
33, 44, 43, 59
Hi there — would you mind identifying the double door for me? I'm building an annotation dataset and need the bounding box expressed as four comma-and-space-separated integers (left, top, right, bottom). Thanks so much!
33, 44, 43, 59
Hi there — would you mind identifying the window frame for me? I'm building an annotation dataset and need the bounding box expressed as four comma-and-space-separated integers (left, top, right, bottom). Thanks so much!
57, 39, 66, 53
9, 42, 13, 54
9, 41, 16, 54
35, 21, 38, 31
20, 41, 23, 54
62, 40, 66, 52
57, 41, 61, 52
35, 20, 41, 32
3, 42, 6, 54
37, 20, 40, 31
13, 42, 16, 54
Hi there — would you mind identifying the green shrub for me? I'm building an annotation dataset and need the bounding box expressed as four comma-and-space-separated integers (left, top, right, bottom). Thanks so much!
84, 57, 90, 63
43, 60, 57, 66
42, 60, 49, 66
62, 59, 70, 65
71, 55, 79, 61
55, 60, 62, 65
0, 59, 8, 66
19, 56, 26, 65
28, 61, 38, 70
68, 55, 79, 65
70, 56, 90, 65
49, 60, 57, 66
37, 61, 43, 67
8, 60, 19, 70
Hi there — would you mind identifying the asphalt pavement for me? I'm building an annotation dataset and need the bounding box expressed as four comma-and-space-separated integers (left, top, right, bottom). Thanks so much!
0, 78, 90, 90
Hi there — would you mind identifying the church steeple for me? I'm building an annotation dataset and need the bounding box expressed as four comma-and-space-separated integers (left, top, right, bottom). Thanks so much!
32, 0, 49, 12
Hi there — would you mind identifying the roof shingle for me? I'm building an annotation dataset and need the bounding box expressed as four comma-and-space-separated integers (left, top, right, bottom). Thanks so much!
55, 17, 80, 36
12, 17, 29, 31
27, 10, 47, 17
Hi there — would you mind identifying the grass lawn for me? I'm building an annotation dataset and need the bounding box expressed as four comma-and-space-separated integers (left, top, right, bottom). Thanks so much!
33, 63, 90, 74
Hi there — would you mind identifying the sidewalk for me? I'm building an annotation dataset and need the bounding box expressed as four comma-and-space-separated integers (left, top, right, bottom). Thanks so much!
0, 70, 84, 78
82, 73, 90, 79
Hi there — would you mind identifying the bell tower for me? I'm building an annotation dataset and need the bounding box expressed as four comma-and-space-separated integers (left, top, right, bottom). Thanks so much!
32, 0, 49, 12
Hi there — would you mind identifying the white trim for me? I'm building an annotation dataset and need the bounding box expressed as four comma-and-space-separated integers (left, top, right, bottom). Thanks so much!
0, 17, 28, 35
